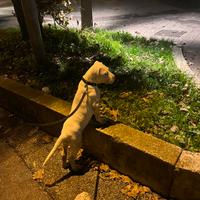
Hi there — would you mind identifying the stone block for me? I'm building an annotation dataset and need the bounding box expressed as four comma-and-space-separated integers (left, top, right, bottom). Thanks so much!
0, 76, 70, 135
170, 151, 200, 200
83, 124, 182, 197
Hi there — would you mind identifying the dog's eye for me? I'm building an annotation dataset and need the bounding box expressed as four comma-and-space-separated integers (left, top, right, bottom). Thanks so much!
104, 72, 109, 76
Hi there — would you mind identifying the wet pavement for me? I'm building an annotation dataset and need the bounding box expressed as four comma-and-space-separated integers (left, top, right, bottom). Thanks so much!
0, 107, 166, 200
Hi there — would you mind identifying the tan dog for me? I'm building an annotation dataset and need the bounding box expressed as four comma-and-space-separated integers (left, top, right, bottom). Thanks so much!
43, 61, 115, 171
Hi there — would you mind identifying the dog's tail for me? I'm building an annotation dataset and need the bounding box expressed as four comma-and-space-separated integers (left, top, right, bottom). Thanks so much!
43, 136, 64, 167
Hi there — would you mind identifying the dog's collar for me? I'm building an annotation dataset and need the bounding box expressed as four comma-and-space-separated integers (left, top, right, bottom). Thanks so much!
81, 77, 97, 86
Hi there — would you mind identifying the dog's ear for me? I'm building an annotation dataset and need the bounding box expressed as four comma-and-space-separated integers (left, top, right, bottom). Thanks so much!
98, 67, 107, 76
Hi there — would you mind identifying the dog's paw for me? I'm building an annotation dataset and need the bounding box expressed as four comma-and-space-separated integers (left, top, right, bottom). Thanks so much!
62, 162, 71, 169
97, 117, 106, 124
95, 117, 114, 128
69, 163, 85, 175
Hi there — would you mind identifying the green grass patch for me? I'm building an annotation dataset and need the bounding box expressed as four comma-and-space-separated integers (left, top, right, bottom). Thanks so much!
0, 27, 200, 152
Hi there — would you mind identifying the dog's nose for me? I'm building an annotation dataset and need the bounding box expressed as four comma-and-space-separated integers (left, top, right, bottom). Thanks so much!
110, 75, 116, 84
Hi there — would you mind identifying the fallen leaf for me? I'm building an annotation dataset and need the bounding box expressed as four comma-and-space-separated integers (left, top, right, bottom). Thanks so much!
8, 114, 15, 118
3, 128, 11, 134
180, 107, 189, 112
179, 101, 190, 112
33, 161, 36, 168
151, 193, 160, 200
128, 184, 140, 197
182, 83, 188, 92
121, 185, 132, 194
107, 170, 120, 180
158, 57, 164, 64
170, 125, 179, 133
119, 91, 132, 99
120, 175, 133, 184
4, 74, 8, 79
41, 134, 52, 143
32, 169, 44, 181
171, 83, 178, 88
190, 121, 197, 127
108, 109, 119, 121
99, 164, 110, 172
44, 178, 55, 187
121, 181, 152, 198
42, 86, 51, 94
29, 127, 39, 136
140, 186, 151, 194
142, 97, 149, 103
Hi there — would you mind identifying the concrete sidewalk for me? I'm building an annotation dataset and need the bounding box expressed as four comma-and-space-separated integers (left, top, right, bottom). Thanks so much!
0, 107, 165, 200
0, 141, 51, 200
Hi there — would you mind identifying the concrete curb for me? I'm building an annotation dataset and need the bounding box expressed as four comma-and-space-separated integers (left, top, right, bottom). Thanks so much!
172, 46, 200, 87
0, 76, 200, 199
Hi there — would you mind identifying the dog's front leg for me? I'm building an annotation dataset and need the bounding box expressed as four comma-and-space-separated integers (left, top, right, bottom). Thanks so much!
92, 101, 104, 124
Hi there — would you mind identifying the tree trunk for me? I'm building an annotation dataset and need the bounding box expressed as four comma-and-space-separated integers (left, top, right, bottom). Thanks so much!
11, 0, 28, 40
20, 0, 46, 65
81, 0, 93, 29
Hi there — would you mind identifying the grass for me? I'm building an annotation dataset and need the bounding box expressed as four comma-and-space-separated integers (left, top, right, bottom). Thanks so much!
0, 27, 200, 152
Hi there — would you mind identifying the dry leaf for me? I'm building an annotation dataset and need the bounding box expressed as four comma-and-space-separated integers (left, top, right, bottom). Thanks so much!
170, 125, 179, 133
119, 91, 132, 99
190, 121, 197, 127
42, 86, 51, 94
180, 107, 189, 112
3, 128, 11, 134
29, 127, 39, 136
8, 114, 15, 118
32, 161, 36, 168
128, 184, 140, 196
140, 186, 151, 194
109, 109, 119, 121
182, 83, 188, 91
121, 184, 140, 197
121, 182, 151, 198
179, 101, 190, 112
121, 185, 132, 194
107, 170, 120, 180
120, 175, 133, 184
41, 134, 52, 143
44, 178, 55, 187
32, 169, 44, 181
142, 97, 149, 103
151, 193, 160, 200
99, 164, 110, 172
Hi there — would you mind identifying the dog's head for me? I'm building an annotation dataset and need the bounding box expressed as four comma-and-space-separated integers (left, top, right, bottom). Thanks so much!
86, 61, 115, 84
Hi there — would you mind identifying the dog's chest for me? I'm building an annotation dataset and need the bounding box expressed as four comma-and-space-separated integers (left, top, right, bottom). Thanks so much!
88, 86, 100, 103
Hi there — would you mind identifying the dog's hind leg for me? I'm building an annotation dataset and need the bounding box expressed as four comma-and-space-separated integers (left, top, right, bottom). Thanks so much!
68, 136, 82, 171
61, 141, 70, 169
